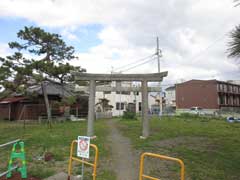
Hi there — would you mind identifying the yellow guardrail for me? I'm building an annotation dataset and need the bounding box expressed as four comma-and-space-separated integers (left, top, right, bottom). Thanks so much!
139, 152, 185, 180
67, 140, 98, 180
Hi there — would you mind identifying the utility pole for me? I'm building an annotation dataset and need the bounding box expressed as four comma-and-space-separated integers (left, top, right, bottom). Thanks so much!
156, 37, 163, 116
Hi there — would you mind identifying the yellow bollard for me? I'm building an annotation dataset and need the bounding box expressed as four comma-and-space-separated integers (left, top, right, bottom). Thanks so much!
67, 140, 98, 180
139, 152, 185, 180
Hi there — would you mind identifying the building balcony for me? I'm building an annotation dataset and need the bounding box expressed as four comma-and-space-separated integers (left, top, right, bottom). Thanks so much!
219, 103, 240, 107
217, 90, 240, 95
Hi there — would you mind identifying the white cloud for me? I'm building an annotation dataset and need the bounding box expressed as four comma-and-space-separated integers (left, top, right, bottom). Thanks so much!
61, 28, 79, 41
0, 43, 10, 56
0, 0, 240, 85
0, 0, 128, 26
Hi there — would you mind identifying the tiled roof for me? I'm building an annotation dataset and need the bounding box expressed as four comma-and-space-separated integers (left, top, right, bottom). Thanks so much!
27, 82, 74, 97
0, 97, 26, 104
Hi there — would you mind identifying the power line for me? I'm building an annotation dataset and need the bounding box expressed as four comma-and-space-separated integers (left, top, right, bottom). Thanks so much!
112, 31, 227, 73
190, 33, 228, 63
120, 56, 156, 72
113, 53, 156, 72
112, 22, 231, 74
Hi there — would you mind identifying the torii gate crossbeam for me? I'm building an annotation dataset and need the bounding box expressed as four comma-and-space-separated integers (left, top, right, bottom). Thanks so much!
72, 72, 168, 138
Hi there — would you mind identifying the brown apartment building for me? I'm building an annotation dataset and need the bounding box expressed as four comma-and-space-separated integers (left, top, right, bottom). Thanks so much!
176, 80, 240, 113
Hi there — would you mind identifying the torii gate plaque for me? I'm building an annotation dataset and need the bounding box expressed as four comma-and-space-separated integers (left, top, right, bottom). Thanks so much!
72, 72, 168, 138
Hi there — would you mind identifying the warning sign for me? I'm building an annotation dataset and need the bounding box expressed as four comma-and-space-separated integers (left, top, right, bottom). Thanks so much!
77, 136, 90, 158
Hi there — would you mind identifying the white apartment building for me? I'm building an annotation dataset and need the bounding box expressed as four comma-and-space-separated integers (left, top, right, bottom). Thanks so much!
95, 81, 156, 116
165, 85, 176, 108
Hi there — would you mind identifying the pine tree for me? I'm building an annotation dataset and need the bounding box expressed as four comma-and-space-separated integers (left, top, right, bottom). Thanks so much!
0, 26, 85, 126
228, 25, 240, 59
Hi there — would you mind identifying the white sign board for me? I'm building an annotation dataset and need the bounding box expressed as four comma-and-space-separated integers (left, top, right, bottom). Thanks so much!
77, 136, 90, 159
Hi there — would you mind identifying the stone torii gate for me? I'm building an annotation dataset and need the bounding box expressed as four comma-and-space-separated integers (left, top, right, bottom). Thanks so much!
72, 72, 168, 138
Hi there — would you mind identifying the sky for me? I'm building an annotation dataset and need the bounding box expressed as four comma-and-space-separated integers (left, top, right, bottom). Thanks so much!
0, 0, 240, 87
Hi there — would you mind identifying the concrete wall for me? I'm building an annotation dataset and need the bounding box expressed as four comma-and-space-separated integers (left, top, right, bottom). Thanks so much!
176, 108, 219, 115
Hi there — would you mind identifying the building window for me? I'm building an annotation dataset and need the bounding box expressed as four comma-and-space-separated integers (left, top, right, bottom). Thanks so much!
116, 102, 124, 110
234, 96, 237, 105
228, 96, 231, 105
219, 95, 225, 105
233, 86, 236, 93
121, 103, 124, 110
116, 91, 130, 95
218, 84, 221, 91
139, 102, 142, 111
227, 95, 232, 105
224, 84, 227, 92
116, 102, 120, 110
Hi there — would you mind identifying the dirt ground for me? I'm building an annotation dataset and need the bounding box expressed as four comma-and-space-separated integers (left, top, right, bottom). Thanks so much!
106, 119, 180, 180
106, 120, 139, 180
0, 173, 41, 180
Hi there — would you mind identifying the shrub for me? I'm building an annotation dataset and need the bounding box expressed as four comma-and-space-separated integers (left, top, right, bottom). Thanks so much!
122, 111, 137, 120
179, 112, 199, 118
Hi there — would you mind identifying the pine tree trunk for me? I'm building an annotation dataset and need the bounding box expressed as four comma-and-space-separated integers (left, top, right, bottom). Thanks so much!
41, 82, 52, 128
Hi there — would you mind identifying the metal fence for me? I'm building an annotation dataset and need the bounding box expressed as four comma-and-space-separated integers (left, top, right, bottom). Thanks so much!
0, 139, 20, 177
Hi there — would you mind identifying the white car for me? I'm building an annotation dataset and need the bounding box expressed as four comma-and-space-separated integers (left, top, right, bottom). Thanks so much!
190, 107, 204, 115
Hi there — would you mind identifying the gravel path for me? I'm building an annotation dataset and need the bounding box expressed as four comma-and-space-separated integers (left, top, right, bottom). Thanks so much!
107, 120, 138, 180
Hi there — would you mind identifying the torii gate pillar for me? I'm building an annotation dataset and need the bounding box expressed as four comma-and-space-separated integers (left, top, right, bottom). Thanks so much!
141, 80, 149, 138
87, 80, 96, 136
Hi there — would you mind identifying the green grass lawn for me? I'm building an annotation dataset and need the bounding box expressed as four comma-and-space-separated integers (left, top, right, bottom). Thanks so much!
1, 116, 240, 180
118, 115, 240, 180
0, 120, 114, 179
